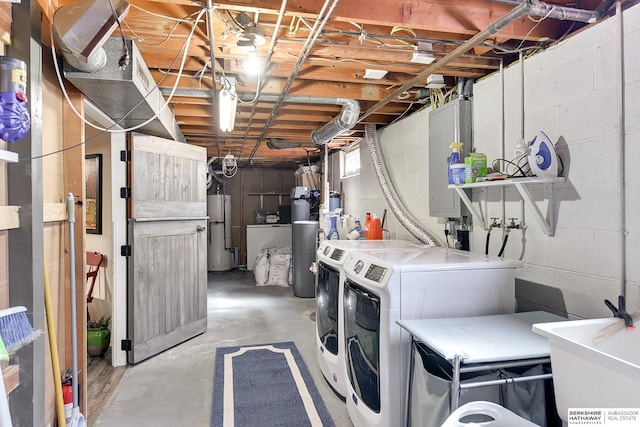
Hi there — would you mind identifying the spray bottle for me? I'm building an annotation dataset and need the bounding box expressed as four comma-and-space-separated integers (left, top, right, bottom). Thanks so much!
448, 142, 465, 184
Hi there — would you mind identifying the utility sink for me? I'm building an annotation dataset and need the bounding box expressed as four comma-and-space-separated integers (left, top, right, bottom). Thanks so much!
532, 318, 640, 423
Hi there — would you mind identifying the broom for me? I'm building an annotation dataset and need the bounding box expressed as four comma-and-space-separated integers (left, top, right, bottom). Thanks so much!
0, 305, 38, 427
0, 306, 37, 353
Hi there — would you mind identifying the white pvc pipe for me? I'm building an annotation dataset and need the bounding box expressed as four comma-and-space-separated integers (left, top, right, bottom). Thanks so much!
500, 58, 506, 229
66, 193, 79, 408
519, 51, 527, 260
615, 1, 627, 298
67, 194, 86, 427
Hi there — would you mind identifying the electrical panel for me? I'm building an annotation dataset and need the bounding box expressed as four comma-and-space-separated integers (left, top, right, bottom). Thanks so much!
428, 98, 472, 218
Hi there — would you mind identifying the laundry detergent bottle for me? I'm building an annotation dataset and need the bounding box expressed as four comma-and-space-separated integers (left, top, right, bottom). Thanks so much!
327, 215, 339, 240
448, 142, 465, 184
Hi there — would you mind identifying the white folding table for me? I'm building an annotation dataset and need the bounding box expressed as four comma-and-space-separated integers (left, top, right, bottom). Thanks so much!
397, 311, 566, 423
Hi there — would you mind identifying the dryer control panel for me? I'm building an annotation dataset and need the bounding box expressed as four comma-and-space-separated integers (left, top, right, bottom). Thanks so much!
344, 255, 393, 289
365, 264, 387, 283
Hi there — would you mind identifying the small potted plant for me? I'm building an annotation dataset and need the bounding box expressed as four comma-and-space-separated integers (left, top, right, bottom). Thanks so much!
87, 315, 111, 357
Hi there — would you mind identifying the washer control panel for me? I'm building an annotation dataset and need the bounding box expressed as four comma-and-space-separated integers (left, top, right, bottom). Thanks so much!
330, 248, 345, 261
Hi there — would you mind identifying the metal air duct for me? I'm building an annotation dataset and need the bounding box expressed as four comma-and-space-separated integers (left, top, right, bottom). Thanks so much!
53, 0, 130, 73
266, 138, 303, 149
63, 37, 184, 141
311, 98, 360, 145
238, 93, 361, 146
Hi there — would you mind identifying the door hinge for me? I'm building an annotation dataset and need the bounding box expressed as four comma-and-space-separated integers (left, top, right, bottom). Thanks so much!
120, 187, 131, 199
120, 150, 130, 162
121, 339, 132, 351
120, 245, 131, 257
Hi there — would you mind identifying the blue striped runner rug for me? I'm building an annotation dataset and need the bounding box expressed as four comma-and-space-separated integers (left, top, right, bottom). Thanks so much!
211, 341, 335, 427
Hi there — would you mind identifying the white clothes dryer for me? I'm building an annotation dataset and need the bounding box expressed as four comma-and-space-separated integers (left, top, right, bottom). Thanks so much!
342, 247, 522, 427
315, 239, 422, 397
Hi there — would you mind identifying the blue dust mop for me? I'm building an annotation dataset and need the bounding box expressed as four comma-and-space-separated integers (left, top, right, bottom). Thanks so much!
0, 306, 37, 427
0, 306, 37, 354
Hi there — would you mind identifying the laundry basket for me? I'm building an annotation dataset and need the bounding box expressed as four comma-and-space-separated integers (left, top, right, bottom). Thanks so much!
441, 401, 538, 427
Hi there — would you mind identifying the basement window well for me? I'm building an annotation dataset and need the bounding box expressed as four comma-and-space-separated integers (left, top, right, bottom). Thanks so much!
340, 143, 360, 178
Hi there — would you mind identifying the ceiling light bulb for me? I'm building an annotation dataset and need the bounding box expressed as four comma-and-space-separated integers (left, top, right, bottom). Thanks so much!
243, 52, 261, 76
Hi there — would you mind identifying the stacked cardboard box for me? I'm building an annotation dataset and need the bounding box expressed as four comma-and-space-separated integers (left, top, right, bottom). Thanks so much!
296, 173, 321, 189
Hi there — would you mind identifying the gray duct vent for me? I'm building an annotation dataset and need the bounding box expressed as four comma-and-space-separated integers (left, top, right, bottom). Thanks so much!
64, 37, 184, 141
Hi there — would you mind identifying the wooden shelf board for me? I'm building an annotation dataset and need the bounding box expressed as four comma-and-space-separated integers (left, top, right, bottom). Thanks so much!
0, 205, 19, 230
2, 364, 19, 395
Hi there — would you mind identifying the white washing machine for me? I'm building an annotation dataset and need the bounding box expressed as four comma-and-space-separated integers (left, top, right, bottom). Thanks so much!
315, 239, 423, 397
342, 247, 522, 427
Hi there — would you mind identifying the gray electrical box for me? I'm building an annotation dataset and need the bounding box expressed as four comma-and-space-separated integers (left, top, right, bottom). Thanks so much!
428, 99, 472, 218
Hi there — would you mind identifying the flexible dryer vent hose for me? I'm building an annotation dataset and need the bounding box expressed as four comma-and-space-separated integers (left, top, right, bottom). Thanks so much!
364, 124, 443, 247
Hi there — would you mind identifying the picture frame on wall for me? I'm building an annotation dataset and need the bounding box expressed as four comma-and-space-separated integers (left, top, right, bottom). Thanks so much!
85, 154, 102, 234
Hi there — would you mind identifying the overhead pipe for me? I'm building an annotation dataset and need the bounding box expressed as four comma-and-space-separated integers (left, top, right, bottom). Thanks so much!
248, 0, 340, 162
489, 0, 608, 23
364, 124, 444, 247
595, 0, 618, 18
359, 0, 611, 122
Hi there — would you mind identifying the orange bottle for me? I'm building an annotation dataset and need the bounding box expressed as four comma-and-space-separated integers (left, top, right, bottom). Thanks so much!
364, 213, 372, 239
369, 216, 383, 240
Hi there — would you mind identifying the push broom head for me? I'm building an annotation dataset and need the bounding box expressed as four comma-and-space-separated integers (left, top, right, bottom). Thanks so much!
0, 306, 38, 354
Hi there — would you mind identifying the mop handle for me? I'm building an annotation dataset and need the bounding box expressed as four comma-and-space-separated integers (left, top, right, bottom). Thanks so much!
67, 193, 79, 409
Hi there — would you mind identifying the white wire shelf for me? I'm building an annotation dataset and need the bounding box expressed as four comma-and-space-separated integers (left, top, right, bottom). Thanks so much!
448, 176, 566, 236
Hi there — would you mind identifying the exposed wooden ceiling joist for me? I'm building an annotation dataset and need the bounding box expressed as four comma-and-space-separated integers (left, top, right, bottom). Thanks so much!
42, 0, 625, 166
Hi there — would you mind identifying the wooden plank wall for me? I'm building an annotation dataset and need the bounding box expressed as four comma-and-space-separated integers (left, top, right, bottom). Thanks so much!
221, 168, 296, 267
43, 42, 71, 426
1, 2, 83, 425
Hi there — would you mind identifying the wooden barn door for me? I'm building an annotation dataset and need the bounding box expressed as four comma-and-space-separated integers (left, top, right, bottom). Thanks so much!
126, 133, 208, 363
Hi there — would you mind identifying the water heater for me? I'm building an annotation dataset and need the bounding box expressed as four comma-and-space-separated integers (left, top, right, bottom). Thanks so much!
207, 194, 232, 271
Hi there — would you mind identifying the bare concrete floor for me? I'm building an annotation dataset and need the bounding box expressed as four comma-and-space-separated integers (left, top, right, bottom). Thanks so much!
94, 270, 353, 426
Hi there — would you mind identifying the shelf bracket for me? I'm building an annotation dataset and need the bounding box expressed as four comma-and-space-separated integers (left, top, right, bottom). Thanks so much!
453, 187, 486, 230
513, 182, 554, 236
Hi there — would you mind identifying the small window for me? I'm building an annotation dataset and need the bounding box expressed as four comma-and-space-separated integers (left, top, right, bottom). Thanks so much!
340, 142, 360, 178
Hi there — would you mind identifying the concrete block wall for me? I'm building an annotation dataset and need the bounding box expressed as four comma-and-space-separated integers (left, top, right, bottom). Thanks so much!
472, 4, 640, 318
340, 109, 443, 243
340, 3, 640, 319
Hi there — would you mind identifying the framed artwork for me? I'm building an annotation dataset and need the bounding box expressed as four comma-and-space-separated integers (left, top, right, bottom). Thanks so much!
85, 154, 102, 234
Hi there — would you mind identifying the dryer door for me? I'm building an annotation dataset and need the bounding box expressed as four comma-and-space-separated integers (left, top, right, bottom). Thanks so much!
316, 262, 340, 355
344, 279, 381, 413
